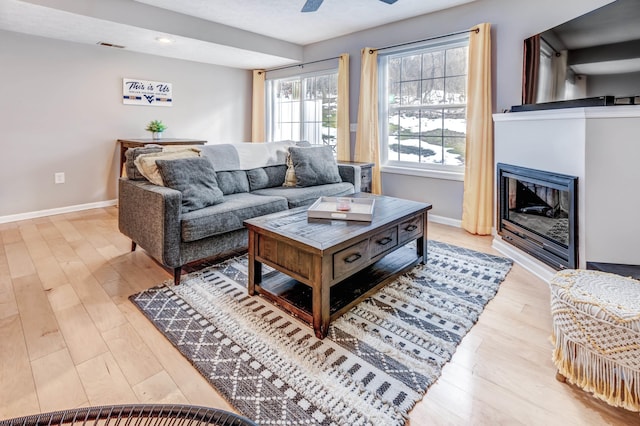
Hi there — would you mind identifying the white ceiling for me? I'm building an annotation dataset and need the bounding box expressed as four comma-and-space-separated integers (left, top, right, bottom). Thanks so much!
0, 0, 476, 69
134, 0, 474, 45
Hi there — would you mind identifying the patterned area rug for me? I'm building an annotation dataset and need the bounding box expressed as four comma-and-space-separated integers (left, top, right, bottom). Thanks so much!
130, 240, 513, 425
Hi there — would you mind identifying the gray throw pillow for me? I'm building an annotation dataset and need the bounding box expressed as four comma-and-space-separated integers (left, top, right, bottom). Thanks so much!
156, 157, 224, 213
288, 145, 342, 187
216, 170, 250, 195
247, 165, 287, 191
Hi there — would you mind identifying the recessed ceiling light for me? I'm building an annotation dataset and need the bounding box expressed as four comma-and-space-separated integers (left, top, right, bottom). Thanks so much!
155, 37, 173, 44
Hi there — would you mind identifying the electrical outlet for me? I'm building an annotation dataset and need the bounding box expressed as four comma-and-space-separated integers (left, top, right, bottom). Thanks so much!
54, 172, 65, 184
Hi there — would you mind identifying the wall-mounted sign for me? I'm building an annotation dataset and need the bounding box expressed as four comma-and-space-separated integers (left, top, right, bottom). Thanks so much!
123, 78, 172, 106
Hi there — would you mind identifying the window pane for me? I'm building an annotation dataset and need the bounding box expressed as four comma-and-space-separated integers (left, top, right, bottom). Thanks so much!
400, 54, 421, 81
400, 81, 421, 105
443, 107, 466, 166
279, 123, 294, 141
421, 51, 444, 79
445, 136, 466, 166
290, 80, 301, 100
445, 46, 468, 76
420, 109, 443, 164
420, 108, 443, 136
305, 78, 316, 100
303, 122, 319, 144
393, 136, 439, 163
389, 82, 401, 105
421, 78, 444, 105
387, 113, 402, 162
389, 57, 401, 83
444, 75, 466, 104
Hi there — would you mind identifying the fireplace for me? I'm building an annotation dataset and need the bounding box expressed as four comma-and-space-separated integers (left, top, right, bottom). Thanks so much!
497, 163, 578, 270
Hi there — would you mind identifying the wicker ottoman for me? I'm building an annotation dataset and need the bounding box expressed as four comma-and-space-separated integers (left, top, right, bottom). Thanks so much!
549, 269, 640, 411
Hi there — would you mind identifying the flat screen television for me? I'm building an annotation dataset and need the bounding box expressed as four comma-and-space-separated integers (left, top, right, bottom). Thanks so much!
518, 0, 640, 111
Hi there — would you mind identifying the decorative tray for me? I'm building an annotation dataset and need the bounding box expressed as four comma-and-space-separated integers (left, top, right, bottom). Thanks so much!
307, 197, 375, 222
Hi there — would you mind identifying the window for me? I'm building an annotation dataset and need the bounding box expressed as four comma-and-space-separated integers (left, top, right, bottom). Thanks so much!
266, 71, 338, 154
379, 36, 469, 173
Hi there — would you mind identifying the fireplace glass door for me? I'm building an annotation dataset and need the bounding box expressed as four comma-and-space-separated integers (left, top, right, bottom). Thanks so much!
497, 163, 577, 270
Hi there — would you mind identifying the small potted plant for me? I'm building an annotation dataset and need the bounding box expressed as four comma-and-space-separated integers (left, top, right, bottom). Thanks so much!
146, 120, 167, 139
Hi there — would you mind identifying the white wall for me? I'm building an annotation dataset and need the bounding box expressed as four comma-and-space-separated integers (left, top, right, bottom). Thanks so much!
302, 0, 614, 221
0, 30, 251, 218
584, 114, 640, 264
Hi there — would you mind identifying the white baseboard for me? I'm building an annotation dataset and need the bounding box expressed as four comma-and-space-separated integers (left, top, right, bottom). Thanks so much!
427, 215, 498, 237
492, 236, 556, 283
0, 199, 117, 224
428, 214, 462, 228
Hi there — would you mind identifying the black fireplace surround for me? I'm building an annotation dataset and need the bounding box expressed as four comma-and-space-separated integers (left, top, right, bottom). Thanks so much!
497, 163, 578, 270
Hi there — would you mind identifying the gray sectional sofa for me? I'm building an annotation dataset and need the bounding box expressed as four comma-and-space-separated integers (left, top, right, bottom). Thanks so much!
118, 141, 362, 284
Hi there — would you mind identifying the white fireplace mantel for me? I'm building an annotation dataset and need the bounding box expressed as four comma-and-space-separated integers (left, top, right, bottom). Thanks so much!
492, 105, 640, 280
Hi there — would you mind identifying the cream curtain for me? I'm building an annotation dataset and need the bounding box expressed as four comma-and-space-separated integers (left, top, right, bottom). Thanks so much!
551, 50, 568, 101
251, 69, 266, 142
461, 23, 493, 235
337, 54, 350, 162
355, 48, 381, 194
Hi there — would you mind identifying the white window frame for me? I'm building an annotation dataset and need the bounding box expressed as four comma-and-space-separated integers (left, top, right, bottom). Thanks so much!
378, 34, 469, 180
265, 69, 339, 154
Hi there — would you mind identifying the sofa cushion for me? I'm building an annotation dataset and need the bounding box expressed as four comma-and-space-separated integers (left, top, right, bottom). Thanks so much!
134, 148, 201, 186
216, 170, 250, 195
181, 192, 288, 242
288, 145, 342, 187
247, 165, 287, 191
251, 182, 354, 208
156, 157, 224, 213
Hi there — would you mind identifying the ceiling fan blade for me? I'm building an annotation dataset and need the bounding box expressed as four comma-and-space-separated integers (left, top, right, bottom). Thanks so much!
302, 0, 323, 12
379, 0, 398, 3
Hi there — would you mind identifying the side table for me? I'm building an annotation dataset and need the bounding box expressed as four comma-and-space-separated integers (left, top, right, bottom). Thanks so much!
338, 161, 374, 193
118, 138, 207, 176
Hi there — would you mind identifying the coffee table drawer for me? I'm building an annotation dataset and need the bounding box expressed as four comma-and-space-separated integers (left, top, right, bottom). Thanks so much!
398, 215, 423, 244
333, 239, 369, 280
370, 227, 398, 258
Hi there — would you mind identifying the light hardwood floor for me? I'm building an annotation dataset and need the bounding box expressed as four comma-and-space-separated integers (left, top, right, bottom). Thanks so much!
1, 207, 638, 425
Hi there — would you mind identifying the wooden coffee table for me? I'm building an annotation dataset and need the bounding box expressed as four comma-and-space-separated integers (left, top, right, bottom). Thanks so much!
244, 193, 432, 339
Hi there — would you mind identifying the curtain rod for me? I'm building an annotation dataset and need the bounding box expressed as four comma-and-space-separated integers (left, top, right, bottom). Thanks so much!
540, 36, 561, 57
263, 55, 342, 73
369, 28, 479, 54
261, 27, 478, 72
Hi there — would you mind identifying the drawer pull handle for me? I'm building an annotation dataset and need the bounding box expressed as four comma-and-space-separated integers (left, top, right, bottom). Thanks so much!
344, 253, 362, 264
377, 237, 393, 245
404, 224, 418, 232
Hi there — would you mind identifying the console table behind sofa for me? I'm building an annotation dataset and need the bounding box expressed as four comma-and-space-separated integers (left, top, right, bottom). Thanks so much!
118, 138, 207, 176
